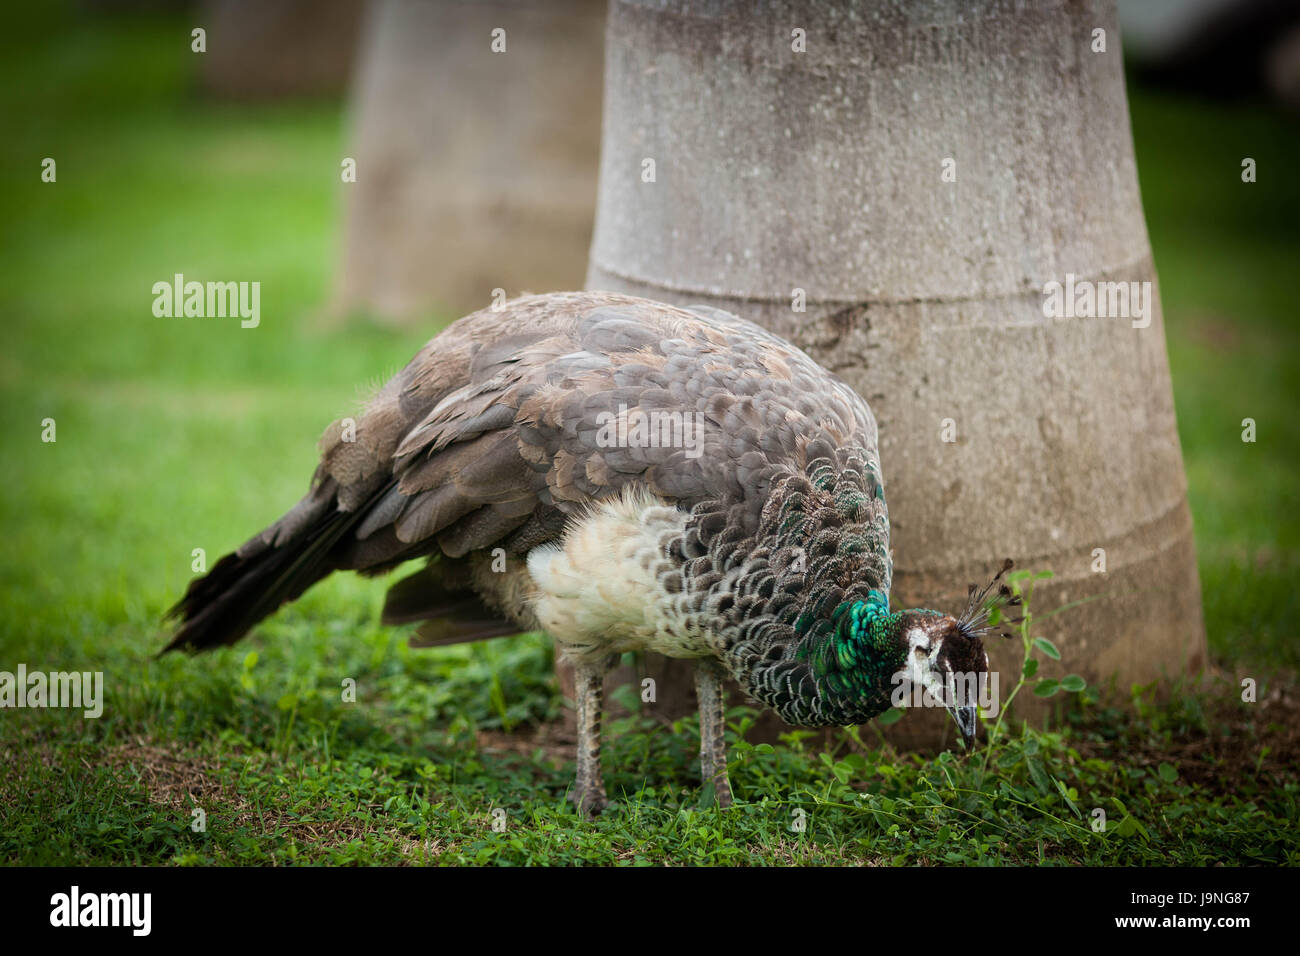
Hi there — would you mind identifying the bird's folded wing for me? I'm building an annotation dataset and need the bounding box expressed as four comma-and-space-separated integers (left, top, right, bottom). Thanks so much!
271, 293, 879, 575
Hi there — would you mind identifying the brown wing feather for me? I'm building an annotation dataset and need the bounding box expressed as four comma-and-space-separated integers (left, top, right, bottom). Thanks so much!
341, 291, 876, 571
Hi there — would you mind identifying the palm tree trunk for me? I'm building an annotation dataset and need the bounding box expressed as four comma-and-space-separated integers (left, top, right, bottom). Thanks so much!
586, 0, 1206, 744
198, 0, 363, 100
336, 0, 605, 323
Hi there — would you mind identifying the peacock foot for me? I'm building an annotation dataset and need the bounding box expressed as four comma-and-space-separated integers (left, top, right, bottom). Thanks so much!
569, 783, 608, 818
712, 774, 733, 810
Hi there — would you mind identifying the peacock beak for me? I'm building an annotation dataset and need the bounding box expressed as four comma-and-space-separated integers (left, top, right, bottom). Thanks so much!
948, 703, 977, 748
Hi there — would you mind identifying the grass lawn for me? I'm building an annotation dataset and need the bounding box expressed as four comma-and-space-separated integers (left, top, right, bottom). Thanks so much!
0, 5, 1296, 865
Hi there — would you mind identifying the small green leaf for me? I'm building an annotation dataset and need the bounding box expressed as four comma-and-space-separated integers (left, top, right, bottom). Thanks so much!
1033, 637, 1061, 660
1026, 758, 1051, 794
1061, 674, 1087, 692
1158, 762, 1178, 784
875, 707, 903, 726
1023, 658, 1039, 679
1034, 679, 1061, 697
1056, 779, 1082, 818
276, 693, 297, 711
1113, 815, 1151, 842
242, 650, 259, 669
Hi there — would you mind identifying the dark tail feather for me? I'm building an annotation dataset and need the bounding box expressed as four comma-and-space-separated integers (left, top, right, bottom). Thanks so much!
410, 617, 522, 648
381, 563, 520, 648
161, 499, 371, 655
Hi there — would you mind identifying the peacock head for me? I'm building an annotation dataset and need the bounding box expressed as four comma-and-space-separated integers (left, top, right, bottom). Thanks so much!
889, 607, 988, 745
819, 560, 1021, 745
893, 559, 1023, 745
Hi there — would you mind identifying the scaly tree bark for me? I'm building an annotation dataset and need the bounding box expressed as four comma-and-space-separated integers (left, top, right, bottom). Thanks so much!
585, 0, 1206, 744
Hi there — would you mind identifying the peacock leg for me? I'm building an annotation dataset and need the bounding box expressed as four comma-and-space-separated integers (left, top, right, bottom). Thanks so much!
569, 654, 615, 817
694, 658, 733, 809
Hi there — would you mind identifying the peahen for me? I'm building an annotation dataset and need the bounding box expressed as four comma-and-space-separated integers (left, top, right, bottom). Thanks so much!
164, 291, 1018, 814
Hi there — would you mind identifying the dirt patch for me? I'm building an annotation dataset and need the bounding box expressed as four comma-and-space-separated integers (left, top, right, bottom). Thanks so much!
105, 737, 390, 852
1073, 674, 1300, 797
475, 722, 574, 764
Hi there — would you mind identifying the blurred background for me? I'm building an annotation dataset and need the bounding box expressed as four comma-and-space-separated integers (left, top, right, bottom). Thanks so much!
2, 0, 1297, 710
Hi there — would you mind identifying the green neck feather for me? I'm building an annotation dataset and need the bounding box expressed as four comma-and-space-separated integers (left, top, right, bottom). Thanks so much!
798, 590, 907, 723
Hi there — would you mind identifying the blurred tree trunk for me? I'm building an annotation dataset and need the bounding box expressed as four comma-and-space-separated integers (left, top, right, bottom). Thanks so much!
199, 0, 364, 100
585, 0, 1206, 746
335, 0, 605, 324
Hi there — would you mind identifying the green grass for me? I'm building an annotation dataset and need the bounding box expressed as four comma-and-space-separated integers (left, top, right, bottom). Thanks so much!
0, 5, 1296, 865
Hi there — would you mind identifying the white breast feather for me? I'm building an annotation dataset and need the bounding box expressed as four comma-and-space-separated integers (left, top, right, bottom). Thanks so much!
526, 487, 707, 662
